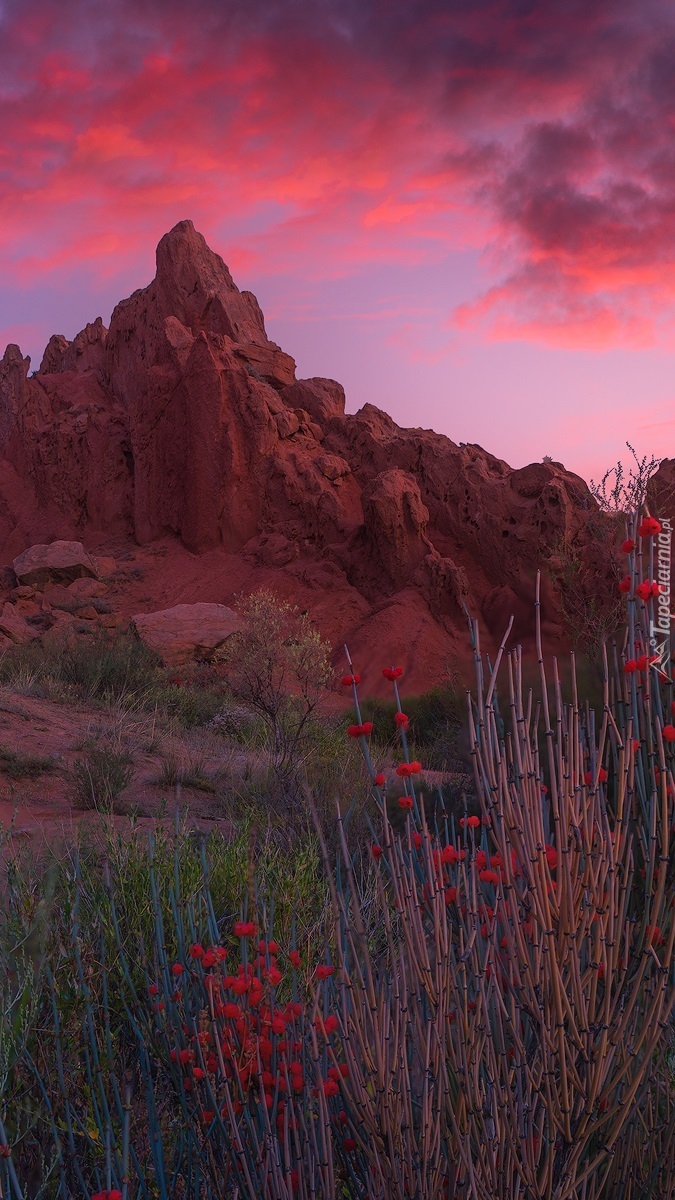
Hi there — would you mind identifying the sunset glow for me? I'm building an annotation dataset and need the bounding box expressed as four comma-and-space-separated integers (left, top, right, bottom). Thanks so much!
2, 0, 675, 480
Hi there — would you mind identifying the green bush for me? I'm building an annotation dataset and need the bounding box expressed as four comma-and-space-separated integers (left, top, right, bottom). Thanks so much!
0, 744, 56, 779
69, 741, 134, 813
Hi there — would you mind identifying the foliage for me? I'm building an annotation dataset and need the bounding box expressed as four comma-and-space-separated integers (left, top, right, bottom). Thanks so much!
0, 745, 55, 780
214, 589, 334, 791
0, 632, 226, 727
70, 740, 134, 813
589, 441, 663, 513
0, 512, 674, 1198
154, 752, 216, 793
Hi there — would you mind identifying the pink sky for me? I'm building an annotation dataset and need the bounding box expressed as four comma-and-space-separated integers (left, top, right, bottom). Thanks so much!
2, 0, 674, 483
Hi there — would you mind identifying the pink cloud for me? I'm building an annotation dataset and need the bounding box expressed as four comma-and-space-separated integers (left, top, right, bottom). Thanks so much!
0, 0, 674, 357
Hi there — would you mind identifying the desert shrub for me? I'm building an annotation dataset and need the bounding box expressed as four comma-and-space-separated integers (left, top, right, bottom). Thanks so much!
213, 589, 333, 791
145, 679, 226, 727
206, 700, 265, 744
0, 744, 55, 779
0, 630, 161, 705
154, 752, 216, 793
70, 740, 134, 812
0, 633, 229, 728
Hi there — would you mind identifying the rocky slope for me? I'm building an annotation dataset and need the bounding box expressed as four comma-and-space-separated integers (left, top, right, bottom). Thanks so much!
0, 220, 665, 694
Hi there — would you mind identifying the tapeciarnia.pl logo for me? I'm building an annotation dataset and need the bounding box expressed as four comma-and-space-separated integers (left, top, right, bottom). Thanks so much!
649, 517, 673, 679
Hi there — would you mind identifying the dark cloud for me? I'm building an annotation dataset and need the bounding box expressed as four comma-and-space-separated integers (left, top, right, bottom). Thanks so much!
2, 0, 675, 344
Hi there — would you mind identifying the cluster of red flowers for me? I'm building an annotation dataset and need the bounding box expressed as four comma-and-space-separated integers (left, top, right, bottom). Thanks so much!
620, 577, 663, 598
347, 722, 373, 738
584, 768, 608, 785
340, 674, 361, 686
382, 666, 404, 681
639, 516, 662, 537
153, 929, 349, 1140
91, 1192, 122, 1200
233, 921, 257, 938
624, 654, 660, 673
396, 761, 421, 779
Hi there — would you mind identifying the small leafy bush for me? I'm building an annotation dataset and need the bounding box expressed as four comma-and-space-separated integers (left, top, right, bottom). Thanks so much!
70, 741, 133, 812
0, 744, 55, 779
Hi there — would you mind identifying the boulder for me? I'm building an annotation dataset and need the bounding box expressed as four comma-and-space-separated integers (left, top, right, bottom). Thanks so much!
0, 602, 41, 644
68, 577, 108, 599
12, 542, 99, 587
131, 603, 242, 666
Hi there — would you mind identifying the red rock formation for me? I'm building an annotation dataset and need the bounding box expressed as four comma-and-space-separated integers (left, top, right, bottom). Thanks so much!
0, 218, 661, 693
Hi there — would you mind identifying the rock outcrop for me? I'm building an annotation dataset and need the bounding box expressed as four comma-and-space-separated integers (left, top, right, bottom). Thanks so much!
0, 219, 666, 691
13, 541, 99, 587
131, 603, 242, 666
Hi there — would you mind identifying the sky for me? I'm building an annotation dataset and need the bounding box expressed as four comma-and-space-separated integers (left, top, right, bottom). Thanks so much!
2, 0, 675, 484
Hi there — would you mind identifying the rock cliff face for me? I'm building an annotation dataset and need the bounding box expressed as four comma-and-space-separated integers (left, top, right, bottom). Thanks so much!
0, 219, 663, 692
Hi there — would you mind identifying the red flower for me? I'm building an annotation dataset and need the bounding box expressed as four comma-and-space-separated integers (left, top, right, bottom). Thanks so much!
545, 845, 557, 869
373, 772, 386, 787
624, 659, 637, 673
148, 984, 159, 996
344, 1137, 357, 1152
371, 844, 383, 860
584, 768, 608, 785
412, 831, 423, 848
444, 887, 457, 904
201, 1110, 214, 1124
316, 965, 335, 980
663, 725, 675, 742
646, 925, 664, 946
340, 674, 361, 686
396, 763, 412, 778
460, 815, 481, 829
382, 667, 404, 681
289, 950, 302, 969
171, 963, 184, 977
632, 739, 640, 751
348, 722, 373, 738
394, 712, 409, 728
639, 516, 662, 537
621, 538, 635, 553
201, 950, 216, 968
636, 581, 652, 601
398, 795, 413, 810
652, 581, 662, 596
479, 869, 499, 885
619, 575, 631, 594
189, 943, 204, 959
233, 921, 256, 937
323, 1079, 340, 1097
319, 1014, 339, 1035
